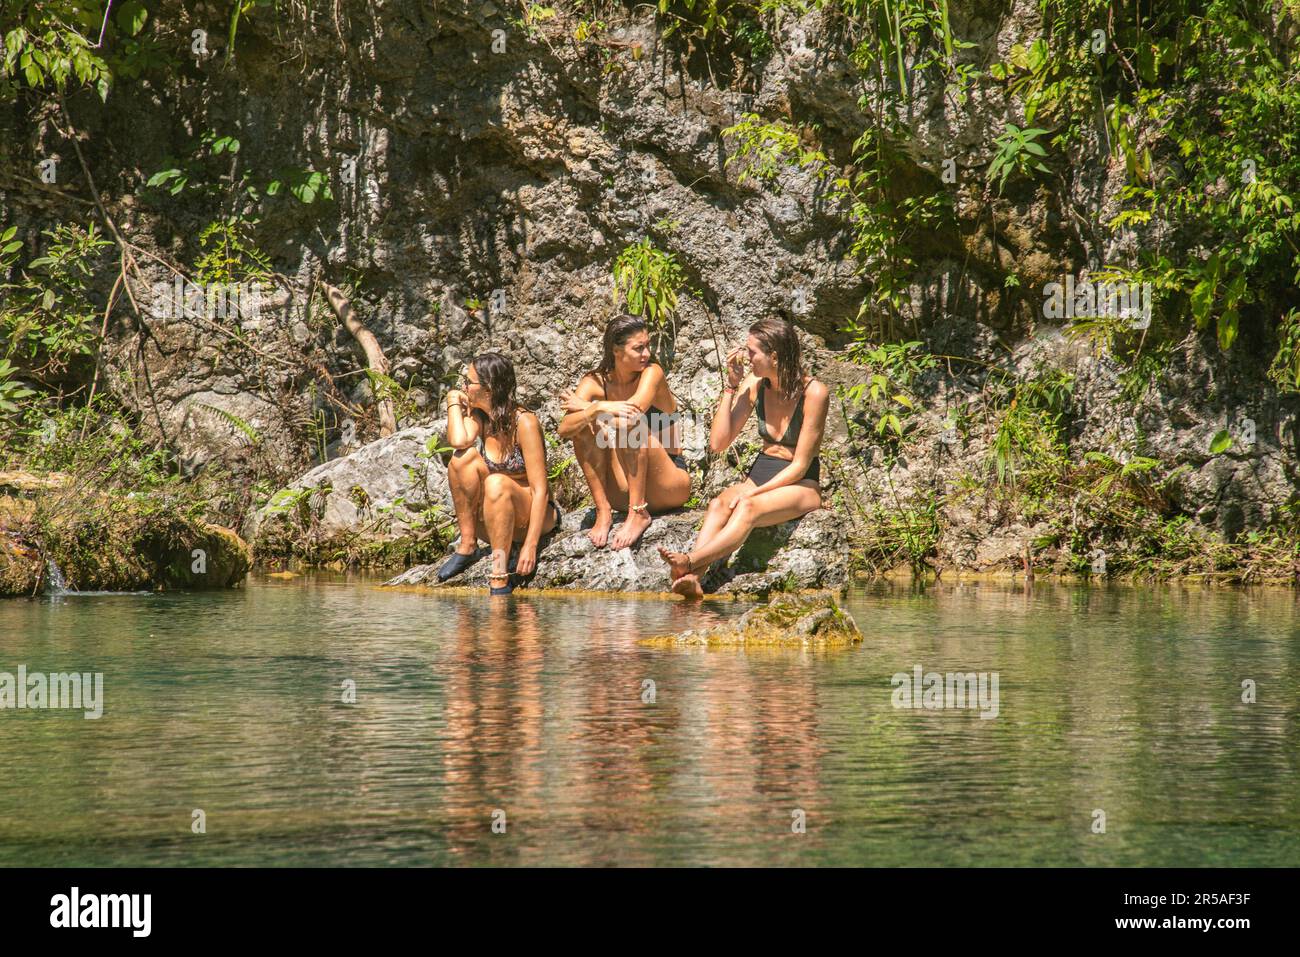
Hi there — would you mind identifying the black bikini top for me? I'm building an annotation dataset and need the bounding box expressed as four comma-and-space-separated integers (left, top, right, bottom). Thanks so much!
601, 372, 681, 452
756, 379, 806, 450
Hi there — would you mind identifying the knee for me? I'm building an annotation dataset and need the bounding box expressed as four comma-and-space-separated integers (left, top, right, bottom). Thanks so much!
483, 473, 513, 505
731, 498, 756, 522
448, 448, 475, 477
707, 495, 730, 516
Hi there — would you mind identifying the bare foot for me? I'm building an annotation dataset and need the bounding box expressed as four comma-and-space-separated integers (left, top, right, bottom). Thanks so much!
657, 545, 692, 581
587, 508, 614, 548
671, 573, 704, 600
610, 508, 651, 550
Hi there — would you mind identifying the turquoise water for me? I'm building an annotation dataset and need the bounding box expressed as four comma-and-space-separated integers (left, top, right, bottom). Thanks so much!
0, 574, 1296, 866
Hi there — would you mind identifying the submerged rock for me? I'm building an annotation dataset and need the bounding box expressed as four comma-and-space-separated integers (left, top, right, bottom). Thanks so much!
638, 592, 863, 648
383, 506, 849, 596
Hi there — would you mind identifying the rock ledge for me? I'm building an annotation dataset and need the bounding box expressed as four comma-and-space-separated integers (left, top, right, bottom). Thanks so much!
383, 507, 849, 596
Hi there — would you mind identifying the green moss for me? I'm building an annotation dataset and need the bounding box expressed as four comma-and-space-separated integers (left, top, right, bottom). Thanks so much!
2, 478, 251, 593
639, 591, 862, 649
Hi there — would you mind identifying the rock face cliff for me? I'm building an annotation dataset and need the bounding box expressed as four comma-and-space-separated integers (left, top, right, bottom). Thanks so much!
4, 1, 1298, 587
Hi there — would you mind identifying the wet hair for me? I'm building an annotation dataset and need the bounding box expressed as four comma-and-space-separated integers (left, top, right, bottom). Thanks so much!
470, 352, 519, 441
749, 316, 805, 395
587, 315, 648, 382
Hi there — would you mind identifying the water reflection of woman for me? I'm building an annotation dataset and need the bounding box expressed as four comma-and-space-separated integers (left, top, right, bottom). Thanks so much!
440, 599, 545, 860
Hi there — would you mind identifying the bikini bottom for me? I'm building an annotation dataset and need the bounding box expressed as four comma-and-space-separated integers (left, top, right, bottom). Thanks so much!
746, 452, 820, 486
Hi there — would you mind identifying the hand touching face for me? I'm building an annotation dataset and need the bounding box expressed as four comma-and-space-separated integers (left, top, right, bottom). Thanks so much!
725, 346, 747, 389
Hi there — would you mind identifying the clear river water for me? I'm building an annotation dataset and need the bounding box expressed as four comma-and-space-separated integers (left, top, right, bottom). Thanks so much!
1, 573, 1296, 866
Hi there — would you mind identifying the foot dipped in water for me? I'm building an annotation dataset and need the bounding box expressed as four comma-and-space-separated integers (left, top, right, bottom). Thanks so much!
610, 504, 651, 550
657, 545, 704, 600
587, 507, 614, 548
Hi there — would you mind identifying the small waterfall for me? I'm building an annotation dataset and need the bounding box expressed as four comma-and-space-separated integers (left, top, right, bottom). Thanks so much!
45, 558, 72, 595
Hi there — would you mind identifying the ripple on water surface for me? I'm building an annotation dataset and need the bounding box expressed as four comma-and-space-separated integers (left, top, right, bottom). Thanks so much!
0, 574, 1296, 866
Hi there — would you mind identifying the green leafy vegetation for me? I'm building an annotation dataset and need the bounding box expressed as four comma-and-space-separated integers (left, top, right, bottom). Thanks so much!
0, 223, 112, 382
612, 237, 685, 327
721, 113, 829, 189
841, 340, 935, 442
195, 216, 272, 285
987, 123, 1051, 194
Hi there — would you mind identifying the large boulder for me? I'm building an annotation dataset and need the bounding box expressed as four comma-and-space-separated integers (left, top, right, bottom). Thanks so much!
247, 426, 453, 566
0, 472, 250, 595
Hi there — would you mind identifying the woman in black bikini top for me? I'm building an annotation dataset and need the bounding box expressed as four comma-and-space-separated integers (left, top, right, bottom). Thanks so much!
559, 315, 693, 552
477, 426, 527, 475
440, 352, 560, 595
658, 316, 828, 600
753, 378, 822, 486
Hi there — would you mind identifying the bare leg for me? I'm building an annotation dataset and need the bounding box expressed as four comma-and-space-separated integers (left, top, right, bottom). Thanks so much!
447, 448, 488, 555
691, 481, 753, 556
571, 427, 616, 548
610, 432, 650, 550
610, 430, 690, 549
482, 472, 518, 587
659, 483, 821, 597
657, 481, 750, 597
688, 485, 822, 569
501, 476, 559, 542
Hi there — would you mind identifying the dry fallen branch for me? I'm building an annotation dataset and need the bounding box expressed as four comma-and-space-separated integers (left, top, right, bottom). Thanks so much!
316, 279, 396, 438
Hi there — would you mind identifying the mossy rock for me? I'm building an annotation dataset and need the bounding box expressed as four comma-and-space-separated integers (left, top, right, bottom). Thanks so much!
45, 511, 251, 592
152, 523, 253, 589
0, 495, 40, 596
638, 591, 863, 649
1, 477, 251, 594
0, 535, 42, 596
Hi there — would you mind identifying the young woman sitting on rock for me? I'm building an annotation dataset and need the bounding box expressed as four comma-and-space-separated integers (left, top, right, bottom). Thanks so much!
438, 352, 560, 595
558, 315, 692, 550
658, 316, 827, 599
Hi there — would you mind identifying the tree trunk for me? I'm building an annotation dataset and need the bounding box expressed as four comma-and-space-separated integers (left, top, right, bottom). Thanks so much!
317, 280, 397, 438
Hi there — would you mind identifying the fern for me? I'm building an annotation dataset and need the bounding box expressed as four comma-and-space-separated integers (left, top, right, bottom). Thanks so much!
193, 401, 262, 446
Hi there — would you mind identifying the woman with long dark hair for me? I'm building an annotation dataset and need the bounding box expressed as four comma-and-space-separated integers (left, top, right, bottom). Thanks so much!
658, 316, 827, 598
558, 315, 692, 549
438, 352, 559, 595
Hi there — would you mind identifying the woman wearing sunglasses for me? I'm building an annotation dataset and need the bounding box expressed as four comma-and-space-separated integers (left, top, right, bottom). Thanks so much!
437, 353, 560, 595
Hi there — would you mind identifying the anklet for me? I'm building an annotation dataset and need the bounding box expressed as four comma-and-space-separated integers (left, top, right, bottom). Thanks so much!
628, 502, 649, 514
